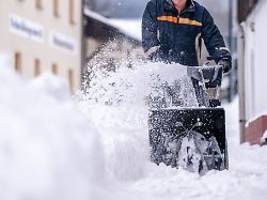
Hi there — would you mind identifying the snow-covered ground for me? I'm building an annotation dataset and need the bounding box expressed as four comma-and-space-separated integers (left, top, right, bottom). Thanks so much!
0, 63, 267, 200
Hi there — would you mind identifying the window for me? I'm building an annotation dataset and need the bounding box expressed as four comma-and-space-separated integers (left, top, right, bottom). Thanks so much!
68, 69, 74, 92
53, 0, 59, 17
52, 63, 58, 75
34, 59, 41, 77
69, 0, 75, 24
14, 52, 22, 73
36, 0, 42, 10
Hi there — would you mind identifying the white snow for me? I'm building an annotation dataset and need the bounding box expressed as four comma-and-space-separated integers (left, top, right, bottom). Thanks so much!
108, 19, 142, 41
1, 61, 267, 200
0, 67, 106, 200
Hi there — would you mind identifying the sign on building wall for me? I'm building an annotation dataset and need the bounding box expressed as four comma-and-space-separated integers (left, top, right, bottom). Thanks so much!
9, 14, 44, 43
49, 31, 77, 55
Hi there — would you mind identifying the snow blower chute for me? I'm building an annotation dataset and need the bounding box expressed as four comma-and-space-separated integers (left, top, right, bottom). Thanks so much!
148, 64, 228, 174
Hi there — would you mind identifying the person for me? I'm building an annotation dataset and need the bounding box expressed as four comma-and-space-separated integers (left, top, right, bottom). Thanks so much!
142, 0, 232, 106
142, 0, 232, 73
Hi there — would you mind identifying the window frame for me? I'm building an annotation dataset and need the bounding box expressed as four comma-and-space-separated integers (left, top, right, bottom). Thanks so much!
53, 0, 60, 17
68, 68, 74, 92
35, 0, 43, 10
52, 63, 59, 75
34, 58, 41, 77
14, 52, 22, 73
69, 0, 75, 25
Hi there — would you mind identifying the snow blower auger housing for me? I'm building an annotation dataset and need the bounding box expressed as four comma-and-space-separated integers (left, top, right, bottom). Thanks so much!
148, 65, 228, 174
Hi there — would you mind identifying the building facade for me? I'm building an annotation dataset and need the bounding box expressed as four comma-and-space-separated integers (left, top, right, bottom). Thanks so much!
0, 0, 83, 92
238, 0, 267, 145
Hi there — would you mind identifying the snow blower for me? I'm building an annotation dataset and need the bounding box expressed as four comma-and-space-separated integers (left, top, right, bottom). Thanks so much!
148, 64, 228, 174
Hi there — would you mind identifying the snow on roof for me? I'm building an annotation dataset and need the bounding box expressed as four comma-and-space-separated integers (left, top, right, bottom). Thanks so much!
84, 8, 142, 41
108, 19, 142, 41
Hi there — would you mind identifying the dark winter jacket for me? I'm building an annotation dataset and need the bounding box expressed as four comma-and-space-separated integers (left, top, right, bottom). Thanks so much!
142, 0, 231, 66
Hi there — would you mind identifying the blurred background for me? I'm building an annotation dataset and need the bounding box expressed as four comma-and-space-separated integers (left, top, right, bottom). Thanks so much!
0, 0, 266, 145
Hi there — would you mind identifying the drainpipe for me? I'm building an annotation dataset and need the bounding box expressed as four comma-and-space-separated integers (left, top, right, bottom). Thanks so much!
228, 0, 234, 102
238, 23, 247, 144
80, 0, 87, 88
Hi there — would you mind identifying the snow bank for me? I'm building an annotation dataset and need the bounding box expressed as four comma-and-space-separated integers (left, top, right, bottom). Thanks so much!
0, 67, 105, 200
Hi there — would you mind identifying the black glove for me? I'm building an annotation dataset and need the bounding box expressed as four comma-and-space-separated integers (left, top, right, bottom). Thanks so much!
214, 48, 232, 74
218, 59, 232, 74
202, 66, 223, 88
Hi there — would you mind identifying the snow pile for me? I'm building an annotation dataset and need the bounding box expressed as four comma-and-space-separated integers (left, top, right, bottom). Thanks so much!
0, 67, 105, 200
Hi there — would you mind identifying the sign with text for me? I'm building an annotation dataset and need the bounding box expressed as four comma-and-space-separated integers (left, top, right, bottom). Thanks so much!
9, 14, 44, 43
49, 31, 77, 55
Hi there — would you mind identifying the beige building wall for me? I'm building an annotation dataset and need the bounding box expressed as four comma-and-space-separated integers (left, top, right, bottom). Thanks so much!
0, 0, 82, 92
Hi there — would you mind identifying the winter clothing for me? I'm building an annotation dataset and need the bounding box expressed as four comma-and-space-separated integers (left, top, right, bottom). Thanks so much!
217, 48, 232, 74
142, 0, 232, 70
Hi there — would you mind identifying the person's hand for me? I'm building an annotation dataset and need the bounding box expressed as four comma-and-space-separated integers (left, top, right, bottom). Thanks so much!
216, 48, 232, 74
218, 58, 232, 74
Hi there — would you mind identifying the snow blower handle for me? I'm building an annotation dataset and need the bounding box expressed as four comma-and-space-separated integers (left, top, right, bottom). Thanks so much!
187, 65, 223, 89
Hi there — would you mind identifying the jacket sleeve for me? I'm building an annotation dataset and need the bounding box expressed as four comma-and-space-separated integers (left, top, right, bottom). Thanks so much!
201, 8, 231, 63
142, 1, 160, 60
